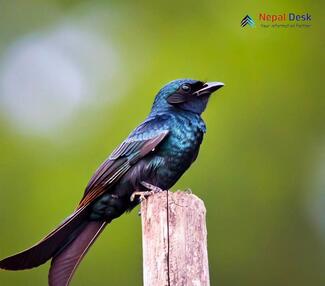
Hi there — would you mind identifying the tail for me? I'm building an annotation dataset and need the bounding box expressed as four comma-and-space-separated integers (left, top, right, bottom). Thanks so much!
48, 221, 107, 286
0, 207, 108, 285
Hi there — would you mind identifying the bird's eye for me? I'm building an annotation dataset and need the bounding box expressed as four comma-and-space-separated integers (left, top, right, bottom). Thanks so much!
181, 84, 191, 93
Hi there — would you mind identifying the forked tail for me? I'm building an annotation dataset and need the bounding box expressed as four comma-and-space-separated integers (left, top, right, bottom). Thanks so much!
49, 220, 107, 286
0, 207, 108, 286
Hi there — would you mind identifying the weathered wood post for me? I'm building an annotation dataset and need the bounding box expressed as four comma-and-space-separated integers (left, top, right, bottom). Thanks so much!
141, 191, 210, 286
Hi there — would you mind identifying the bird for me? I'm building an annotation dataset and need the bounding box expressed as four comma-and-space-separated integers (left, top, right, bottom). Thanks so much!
0, 78, 224, 285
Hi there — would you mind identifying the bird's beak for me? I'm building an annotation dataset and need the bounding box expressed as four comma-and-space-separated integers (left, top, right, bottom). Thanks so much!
194, 82, 224, 96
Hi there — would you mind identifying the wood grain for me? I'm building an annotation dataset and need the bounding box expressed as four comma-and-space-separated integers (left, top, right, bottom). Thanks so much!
141, 191, 210, 286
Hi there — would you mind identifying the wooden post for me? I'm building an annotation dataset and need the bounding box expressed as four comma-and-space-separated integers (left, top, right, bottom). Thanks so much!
141, 191, 210, 286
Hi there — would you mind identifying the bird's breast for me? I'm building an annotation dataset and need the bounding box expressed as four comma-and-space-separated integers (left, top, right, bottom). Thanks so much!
154, 121, 204, 188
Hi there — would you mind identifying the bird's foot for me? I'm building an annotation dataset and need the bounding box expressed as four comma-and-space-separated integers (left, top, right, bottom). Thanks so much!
130, 190, 158, 202
130, 182, 165, 202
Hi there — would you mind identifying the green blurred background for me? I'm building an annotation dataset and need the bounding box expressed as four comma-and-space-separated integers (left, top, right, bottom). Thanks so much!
0, 0, 324, 285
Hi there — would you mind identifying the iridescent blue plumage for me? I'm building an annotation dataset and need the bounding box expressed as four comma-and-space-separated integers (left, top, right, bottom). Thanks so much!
0, 79, 224, 286
97, 78, 224, 212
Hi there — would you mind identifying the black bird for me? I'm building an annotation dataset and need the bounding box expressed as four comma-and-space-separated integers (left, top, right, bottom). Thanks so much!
0, 79, 224, 285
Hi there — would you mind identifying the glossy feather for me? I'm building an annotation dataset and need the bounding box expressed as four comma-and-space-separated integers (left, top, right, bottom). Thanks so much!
0, 79, 223, 286
0, 207, 88, 270
48, 221, 107, 286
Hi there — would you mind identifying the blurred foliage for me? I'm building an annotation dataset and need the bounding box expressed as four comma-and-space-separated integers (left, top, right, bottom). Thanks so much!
0, 0, 324, 285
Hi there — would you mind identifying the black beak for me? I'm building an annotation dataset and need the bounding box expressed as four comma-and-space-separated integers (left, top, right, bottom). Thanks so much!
194, 82, 224, 96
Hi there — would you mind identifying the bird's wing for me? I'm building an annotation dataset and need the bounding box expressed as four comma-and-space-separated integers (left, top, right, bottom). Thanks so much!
77, 129, 169, 208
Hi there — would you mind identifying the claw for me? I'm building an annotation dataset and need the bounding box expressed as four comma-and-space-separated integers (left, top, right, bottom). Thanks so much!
130, 182, 165, 202
130, 191, 147, 202
130, 192, 137, 202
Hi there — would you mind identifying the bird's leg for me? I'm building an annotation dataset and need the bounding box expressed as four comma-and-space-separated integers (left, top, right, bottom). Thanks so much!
130, 181, 165, 202
141, 181, 165, 193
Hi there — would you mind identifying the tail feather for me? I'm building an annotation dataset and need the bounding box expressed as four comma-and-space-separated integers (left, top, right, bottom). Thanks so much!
49, 221, 107, 286
0, 207, 88, 270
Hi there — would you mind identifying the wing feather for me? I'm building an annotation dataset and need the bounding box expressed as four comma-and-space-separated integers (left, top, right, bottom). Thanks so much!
78, 130, 169, 208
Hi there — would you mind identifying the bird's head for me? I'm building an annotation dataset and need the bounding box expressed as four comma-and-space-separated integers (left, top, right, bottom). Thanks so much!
151, 79, 224, 115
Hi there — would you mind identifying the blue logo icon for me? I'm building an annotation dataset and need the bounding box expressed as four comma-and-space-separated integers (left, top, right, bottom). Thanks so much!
241, 15, 255, 27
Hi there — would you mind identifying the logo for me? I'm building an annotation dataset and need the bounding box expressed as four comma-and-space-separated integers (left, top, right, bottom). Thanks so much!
240, 13, 312, 29
241, 15, 255, 27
